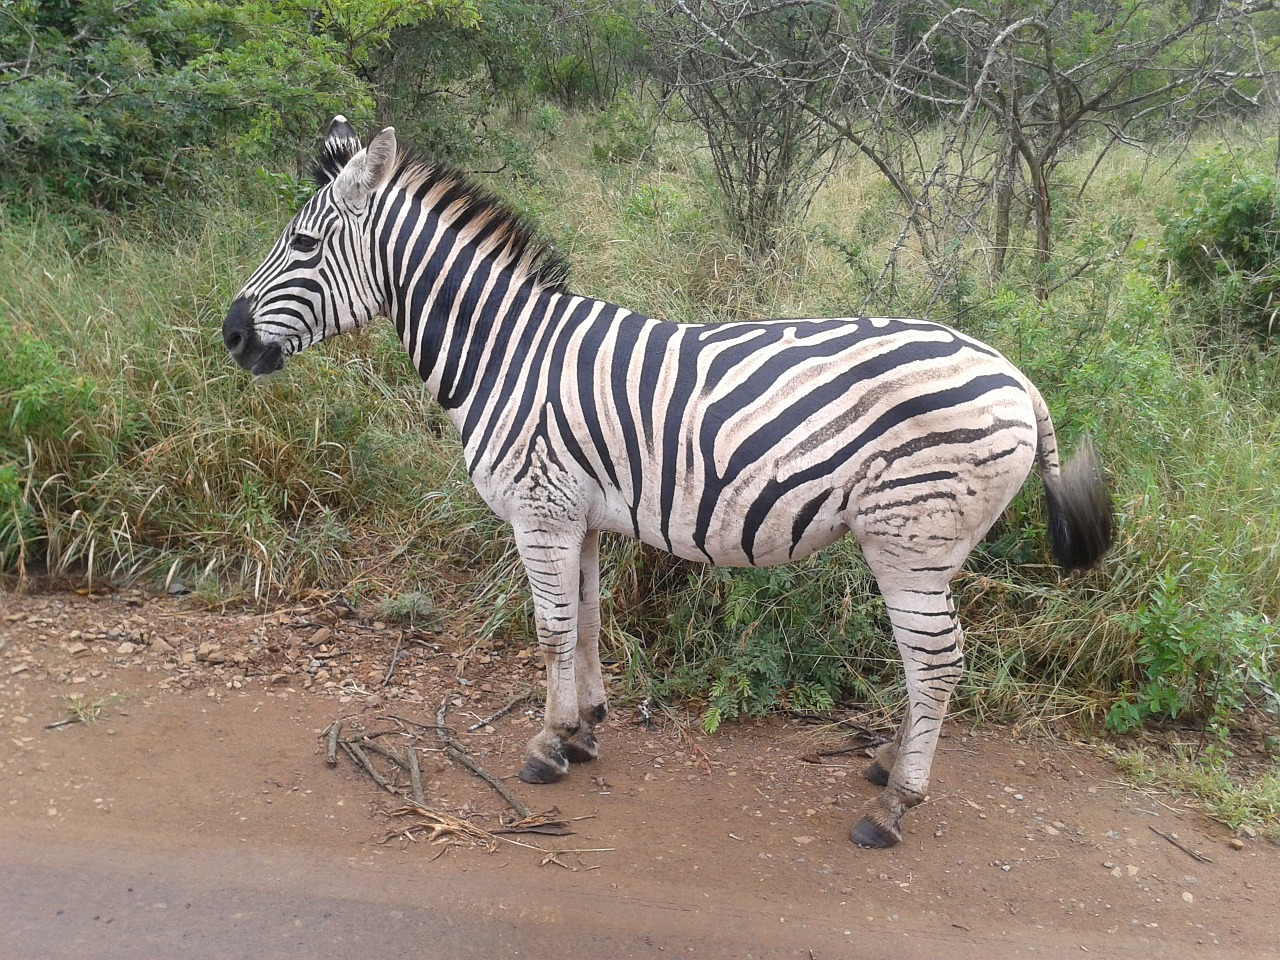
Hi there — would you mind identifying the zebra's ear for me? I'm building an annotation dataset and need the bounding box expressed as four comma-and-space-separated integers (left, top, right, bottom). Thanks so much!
314, 115, 363, 187
332, 126, 397, 208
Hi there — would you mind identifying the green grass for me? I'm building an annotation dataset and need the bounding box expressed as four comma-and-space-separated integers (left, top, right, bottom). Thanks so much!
1113, 747, 1280, 838
59, 693, 125, 725
0, 191, 501, 600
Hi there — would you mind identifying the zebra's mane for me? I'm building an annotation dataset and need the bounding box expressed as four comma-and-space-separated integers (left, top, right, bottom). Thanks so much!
386, 152, 572, 294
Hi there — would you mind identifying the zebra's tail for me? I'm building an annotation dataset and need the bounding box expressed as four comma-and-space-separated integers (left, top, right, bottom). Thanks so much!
1029, 385, 1115, 573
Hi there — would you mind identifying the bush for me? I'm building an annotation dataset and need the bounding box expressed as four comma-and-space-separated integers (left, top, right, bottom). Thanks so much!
630, 548, 891, 732
1159, 150, 1280, 336
0, 1, 375, 209
590, 93, 654, 164
0, 321, 99, 447
1106, 570, 1280, 741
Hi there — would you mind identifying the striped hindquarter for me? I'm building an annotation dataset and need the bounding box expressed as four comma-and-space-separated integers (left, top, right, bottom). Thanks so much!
223, 120, 1114, 849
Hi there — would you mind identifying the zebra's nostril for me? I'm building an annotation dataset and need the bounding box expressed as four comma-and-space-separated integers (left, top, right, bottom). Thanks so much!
226, 330, 244, 352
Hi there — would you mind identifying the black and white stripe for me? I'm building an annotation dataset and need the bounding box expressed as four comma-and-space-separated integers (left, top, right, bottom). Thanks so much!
223, 120, 1114, 848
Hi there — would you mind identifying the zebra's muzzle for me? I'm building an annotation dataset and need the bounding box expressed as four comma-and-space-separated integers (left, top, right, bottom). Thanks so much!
223, 296, 284, 376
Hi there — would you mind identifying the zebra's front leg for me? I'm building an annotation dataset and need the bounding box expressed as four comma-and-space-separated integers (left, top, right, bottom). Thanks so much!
864, 715, 907, 788
851, 581, 964, 848
563, 529, 606, 763
514, 526, 584, 785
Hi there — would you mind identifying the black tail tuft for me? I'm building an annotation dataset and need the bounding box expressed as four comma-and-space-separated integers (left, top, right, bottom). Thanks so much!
1043, 437, 1114, 573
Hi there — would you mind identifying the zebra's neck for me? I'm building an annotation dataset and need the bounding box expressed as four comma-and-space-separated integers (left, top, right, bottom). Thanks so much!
375, 180, 569, 426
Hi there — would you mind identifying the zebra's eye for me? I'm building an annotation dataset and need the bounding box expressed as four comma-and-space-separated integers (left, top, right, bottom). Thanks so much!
291, 233, 320, 253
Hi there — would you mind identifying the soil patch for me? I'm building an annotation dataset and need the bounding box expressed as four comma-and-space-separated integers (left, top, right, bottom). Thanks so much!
2, 585, 1277, 958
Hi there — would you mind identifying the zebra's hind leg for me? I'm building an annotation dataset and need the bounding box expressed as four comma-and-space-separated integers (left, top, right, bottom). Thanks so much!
851, 580, 964, 848
514, 526, 585, 785
866, 590, 957, 787
564, 530, 606, 764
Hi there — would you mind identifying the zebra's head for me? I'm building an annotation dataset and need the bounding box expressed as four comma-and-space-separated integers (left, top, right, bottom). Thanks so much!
223, 116, 397, 375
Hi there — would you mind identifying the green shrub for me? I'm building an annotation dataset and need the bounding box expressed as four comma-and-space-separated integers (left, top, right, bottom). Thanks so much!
0, 1, 377, 210
0, 321, 98, 446
1106, 570, 1280, 739
590, 93, 654, 164
1159, 150, 1280, 335
633, 552, 890, 733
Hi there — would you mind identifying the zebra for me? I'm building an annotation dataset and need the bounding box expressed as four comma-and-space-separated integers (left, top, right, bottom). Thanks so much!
223, 117, 1113, 848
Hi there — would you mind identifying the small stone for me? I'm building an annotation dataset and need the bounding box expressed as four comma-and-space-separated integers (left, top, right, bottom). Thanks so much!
152, 638, 175, 654
1182, 891, 1194, 904
1228, 837, 1245, 850
196, 641, 225, 664
116, 641, 137, 655
310, 627, 331, 646
1126, 865, 1139, 877
66, 642, 88, 656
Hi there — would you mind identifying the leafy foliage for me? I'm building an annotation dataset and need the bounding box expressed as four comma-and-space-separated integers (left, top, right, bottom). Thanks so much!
641, 559, 888, 734
1106, 570, 1280, 739
1160, 150, 1280, 336
0, 0, 485, 208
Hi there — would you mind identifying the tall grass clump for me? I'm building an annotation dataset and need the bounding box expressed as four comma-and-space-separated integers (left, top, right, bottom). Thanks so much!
0, 189, 498, 597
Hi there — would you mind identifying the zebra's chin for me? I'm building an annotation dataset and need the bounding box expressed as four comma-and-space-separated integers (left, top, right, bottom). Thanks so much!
246, 343, 284, 377
227, 339, 283, 377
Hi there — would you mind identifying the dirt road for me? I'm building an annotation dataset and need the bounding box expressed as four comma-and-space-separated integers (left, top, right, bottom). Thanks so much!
1, 587, 1276, 959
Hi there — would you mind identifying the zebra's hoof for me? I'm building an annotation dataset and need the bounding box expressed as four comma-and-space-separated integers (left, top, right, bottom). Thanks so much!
863, 760, 891, 787
850, 817, 901, 848
519, 756, 566, 784
562, 734, 599, 764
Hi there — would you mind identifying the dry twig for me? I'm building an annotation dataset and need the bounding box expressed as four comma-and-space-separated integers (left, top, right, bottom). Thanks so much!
437, 696, 532, 819
325, 719, 341, 766
406, 744, 426, 807
466, 686, 536, 732
1150, 826, 1213, 864
342, 741, 395, 793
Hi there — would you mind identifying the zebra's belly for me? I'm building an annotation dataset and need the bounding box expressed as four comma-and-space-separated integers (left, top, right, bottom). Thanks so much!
595, 471, 856, 568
